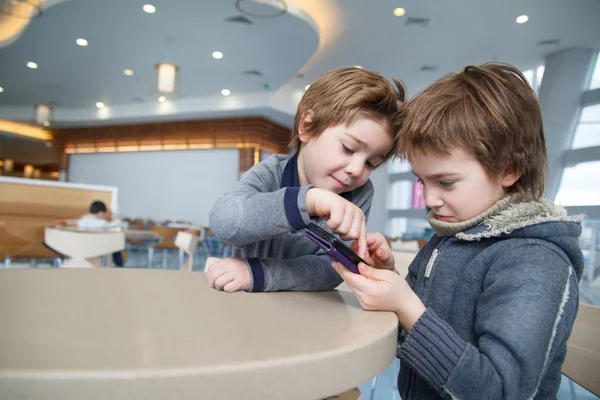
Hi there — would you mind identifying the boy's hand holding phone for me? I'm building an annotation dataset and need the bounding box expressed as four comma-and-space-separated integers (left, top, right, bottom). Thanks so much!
331, 260, 425, 332
350, 232, 396, 272
306, 188, 367, 257
332, 231, 425, 331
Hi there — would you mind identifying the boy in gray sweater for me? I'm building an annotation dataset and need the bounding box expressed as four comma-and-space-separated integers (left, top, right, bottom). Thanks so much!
333, 63, 584, 399
208, 67, 405, 292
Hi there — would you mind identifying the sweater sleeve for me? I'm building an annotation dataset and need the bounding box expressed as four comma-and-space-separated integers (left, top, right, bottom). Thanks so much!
246, 181, 374, 292
209, 159, 313, 247
246, 254, 342, 292
398, 243, 579, 399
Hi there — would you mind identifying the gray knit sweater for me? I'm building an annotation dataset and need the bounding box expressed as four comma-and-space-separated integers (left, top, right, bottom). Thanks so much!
397, 195, 584, 399
209, 153, 374, 292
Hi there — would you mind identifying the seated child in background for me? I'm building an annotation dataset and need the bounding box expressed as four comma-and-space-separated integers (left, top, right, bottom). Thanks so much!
332, 63, 584, 399
78, 200, 124, 267
208, 67, 406, 292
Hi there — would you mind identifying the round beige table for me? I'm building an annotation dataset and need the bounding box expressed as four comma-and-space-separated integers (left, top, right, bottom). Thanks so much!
0, 269, 398, 400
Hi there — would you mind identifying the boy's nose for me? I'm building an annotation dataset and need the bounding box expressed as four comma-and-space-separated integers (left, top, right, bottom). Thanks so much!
424, 189, 443, 209
344, 160, 364, 177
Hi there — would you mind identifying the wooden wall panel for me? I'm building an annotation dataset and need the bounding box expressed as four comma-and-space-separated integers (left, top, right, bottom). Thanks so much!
0, 181, 113, 220
52, 116, 291, 172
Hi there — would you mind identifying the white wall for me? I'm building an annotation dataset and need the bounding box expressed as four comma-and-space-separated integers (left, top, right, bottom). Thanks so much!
68, 149, 239, 226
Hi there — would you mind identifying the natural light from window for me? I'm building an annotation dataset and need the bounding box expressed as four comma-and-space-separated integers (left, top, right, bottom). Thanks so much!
554, 161, 600, 206
571, 104, 600, 149
522, 65, 545, 93
588, 53, 600, 90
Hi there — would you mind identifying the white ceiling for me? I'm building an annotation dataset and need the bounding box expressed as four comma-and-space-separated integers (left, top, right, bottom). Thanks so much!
0, 0, 599, 129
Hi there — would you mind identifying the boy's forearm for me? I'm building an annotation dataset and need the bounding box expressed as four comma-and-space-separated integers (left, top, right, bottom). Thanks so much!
210, 186, 312, 247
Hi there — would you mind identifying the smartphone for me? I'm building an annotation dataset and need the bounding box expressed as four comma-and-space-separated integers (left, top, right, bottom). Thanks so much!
303, 223, 367, 273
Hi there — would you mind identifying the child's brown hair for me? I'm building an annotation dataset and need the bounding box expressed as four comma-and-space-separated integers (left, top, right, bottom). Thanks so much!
290, 67, 406, 163
398, 63, 547, 200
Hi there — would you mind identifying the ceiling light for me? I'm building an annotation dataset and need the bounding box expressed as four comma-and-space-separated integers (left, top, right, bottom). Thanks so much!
143, 4, 156, 13
3, 159, 13, 173
24, 164, 34, 178
156, 63, 178, 93
76, 38, 88, 46
123, 69, 134, 76
0, 87, 3, 92
235, 0, 287, 18
3, 0, 41, 18
96, 102, 105, 108
26, 61, 38, 69
35, 104, 51, 125
221, 89, 231, 96
393, 8, 406, 17
158, 96, 166, 102
43, 121, 51, 127
354, 65, 363, 69
212, 51, 224, 59
516, 15, 529, 24
304, 85, 310, 90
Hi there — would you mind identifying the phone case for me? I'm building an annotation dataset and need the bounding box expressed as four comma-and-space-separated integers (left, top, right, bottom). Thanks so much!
303, 223, 366, 273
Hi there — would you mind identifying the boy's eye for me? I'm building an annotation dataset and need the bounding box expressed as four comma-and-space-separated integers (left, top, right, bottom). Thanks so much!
416, 178, 424, 184
366, 161, 376, 170
439, 181, 453, 188
342, 145, 354, 155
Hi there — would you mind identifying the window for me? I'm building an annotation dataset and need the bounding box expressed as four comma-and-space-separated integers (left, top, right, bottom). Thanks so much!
522, 65, 545, 93
387, 157, 410, 173
387, 180, 413, 210
588, 53, 600, 90
386, 157, 429, 238
571, 104, 600, 149
523, 70, 534, 87
554, 161, 600, 206
386, 217, 431, 239
536, 65, 545, 90
387, 158, 414, 211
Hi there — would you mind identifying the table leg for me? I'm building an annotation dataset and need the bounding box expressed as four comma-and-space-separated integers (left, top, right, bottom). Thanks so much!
147, 246, 154, 269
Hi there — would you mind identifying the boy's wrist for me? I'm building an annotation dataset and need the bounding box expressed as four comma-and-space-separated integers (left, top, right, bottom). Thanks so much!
395, 293, 426, 332
305, 188, 317, 216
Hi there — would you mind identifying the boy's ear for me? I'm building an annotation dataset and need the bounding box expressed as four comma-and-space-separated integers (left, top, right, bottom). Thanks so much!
500, 164, 521, 188
298, 110, 314, 144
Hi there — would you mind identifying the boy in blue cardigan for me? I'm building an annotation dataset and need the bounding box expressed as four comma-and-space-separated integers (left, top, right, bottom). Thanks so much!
333, 63, 583, 399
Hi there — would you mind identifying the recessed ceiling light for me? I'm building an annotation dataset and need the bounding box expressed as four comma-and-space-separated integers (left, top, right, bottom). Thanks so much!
0, 87, 4, 92
143, 4, 156, 13
354, 65, 363, 69
516, 15, 529, 24
212, 51, 224, 59
304, 85, 310, 90
158, 96, 166, 102
26, 62, 38, 69
95, 102, 105, 108
221, 89, 231, 96
43, 121, 51, 127
123, 69, 134, 76
76, 38, 88, 46
393, 8, 406, 17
